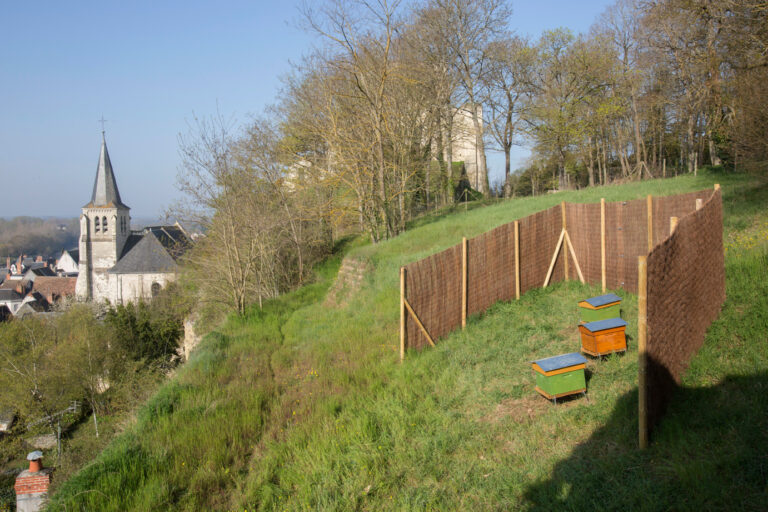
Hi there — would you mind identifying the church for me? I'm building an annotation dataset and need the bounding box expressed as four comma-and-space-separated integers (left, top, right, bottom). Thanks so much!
75, 134, 190, 304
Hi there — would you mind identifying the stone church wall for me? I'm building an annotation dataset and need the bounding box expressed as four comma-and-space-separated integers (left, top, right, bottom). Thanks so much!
110, 272, 176, 304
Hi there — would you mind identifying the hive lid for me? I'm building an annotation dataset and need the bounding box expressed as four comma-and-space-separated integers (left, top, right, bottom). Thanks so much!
582, 317, 627, 332
532, 352, 587, 372
580, 293, 622, 308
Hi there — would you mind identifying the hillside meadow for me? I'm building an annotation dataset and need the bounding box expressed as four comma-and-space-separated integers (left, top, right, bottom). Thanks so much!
47, 169, 768, 510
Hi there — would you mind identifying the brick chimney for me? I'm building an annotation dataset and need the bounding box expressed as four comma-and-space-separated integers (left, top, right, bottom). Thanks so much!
16, 255, 22, 275
15, 451, 53, 512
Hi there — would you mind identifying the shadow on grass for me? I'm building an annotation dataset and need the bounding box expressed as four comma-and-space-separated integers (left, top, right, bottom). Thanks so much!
524, 371, 768, 511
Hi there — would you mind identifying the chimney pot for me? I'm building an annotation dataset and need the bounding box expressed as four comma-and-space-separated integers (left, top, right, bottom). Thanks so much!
27, 451, 43, 472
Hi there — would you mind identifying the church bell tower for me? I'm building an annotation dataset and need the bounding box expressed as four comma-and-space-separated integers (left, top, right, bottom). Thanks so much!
75, 133, 131, 300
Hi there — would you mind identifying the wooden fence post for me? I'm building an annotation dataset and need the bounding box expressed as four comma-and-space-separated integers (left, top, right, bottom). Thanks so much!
663, 158, 666, 178
714, 183, 720, 191
670, 216, 678, 234
638, 255, 648, 449
696, 198, 703, 210
514, 220, 520, 300
647, 195, 653, 252
462, 237, 468, 329
601, 198, 606, 293
400, 267, 406, 362
561, 201, 569, 280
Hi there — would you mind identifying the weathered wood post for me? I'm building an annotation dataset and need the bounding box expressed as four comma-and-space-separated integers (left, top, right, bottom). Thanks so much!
670, 216, 679, 234
514, 220, 520, 300
561, 201, 568, 280
696, 198, 703, 210
462, 237, 468, 329
400, 267, 406, 362
638, 255, 648, 449
601, 198, 606, 293
647, 195, 654, 252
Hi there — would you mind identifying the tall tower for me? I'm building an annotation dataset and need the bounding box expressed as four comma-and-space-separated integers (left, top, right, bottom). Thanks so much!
75, 133, 131, 300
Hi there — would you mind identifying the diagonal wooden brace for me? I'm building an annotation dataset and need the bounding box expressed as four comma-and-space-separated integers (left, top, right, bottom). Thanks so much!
403, 298, 436, 347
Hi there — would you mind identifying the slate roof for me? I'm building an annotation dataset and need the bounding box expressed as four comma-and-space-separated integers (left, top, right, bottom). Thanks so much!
61, 248, 79, 261
109, 231, 179, 274
581, 293, 622, 308
582, 318, 628, 332
29, 267, 56, 277
142, 224, 191, 259
0, 289, 23, 301
533, 353, 587, 372
16, 299, 47, 316
83, 134, 128, 209
119, 233, 144, 258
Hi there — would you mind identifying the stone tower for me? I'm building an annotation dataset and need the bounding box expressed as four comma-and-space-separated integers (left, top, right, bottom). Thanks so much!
75, 133, 131, 300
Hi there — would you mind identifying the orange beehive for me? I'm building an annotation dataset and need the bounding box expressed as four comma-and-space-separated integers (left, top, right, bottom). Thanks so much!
579, 318, 627, 356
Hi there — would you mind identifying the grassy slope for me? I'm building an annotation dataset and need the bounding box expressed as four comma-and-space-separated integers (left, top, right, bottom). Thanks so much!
48, 170, 768, 511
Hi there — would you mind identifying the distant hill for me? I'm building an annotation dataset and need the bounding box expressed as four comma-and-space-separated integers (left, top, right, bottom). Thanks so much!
0, 216, 79, 258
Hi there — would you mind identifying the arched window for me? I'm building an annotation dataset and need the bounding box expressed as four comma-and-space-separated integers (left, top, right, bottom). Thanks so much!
102, 216, 108, 233
151, 282, 161, 297
94, 217, 100, 232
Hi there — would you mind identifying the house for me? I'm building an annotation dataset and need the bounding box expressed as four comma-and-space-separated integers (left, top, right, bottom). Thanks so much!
75, 133, 191, 304
56, 249, 79, 274
0, 289, 25, 315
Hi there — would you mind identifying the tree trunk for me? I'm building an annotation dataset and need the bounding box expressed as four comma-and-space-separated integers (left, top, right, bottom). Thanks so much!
687, 114, 696, 173
587, 137, 595, 187
469, 103, 489, 195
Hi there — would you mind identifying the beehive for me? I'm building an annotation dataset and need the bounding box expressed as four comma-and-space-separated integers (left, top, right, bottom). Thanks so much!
578, 293, 622, 323
532, 353, 587, 401
579, 317, 627, 356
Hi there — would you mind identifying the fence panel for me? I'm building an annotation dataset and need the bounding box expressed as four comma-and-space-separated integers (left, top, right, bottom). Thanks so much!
652, 190, 713, 246
519, 206, 564, 294
604, 198, 648, 293
566, 202, 603, 286
644, 189, 725, 433
467, 223, 515, 317
404, 245, 462, 350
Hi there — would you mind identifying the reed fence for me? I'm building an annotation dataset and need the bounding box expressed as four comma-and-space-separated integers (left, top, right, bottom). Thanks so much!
399, 187, 725, 447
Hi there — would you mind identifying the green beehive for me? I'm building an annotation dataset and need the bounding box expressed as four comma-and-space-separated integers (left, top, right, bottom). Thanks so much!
532, 353, 587, 401
578, 293, 622, 323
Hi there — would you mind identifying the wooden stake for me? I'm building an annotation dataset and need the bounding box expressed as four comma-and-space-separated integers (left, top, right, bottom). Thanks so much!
670, 216, 678, 234
696, 198, 703, 210
601, 198, 606, 293
400, 267, 406, 362
561, 202, 568, 280
404, 298, 435, 347
543, 229, 566, 288
638, 255, 648, 450
647, 195, 653, 252
663, 158, 666, 178
714, 183, 720, 191
462, 237, 468, 329
564, 230, 585, 283
514, 220, 520, 300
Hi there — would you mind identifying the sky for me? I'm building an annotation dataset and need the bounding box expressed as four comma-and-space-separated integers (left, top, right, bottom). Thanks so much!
0, 0, 614, 218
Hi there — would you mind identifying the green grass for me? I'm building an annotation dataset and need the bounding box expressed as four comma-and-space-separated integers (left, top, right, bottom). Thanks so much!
47, 169, 768, 511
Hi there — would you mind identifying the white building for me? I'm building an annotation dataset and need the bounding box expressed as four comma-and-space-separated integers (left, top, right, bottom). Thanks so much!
75, 134, 190, 304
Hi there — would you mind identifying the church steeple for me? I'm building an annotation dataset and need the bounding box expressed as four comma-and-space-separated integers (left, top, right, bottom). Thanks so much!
87, 133, 127, 208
